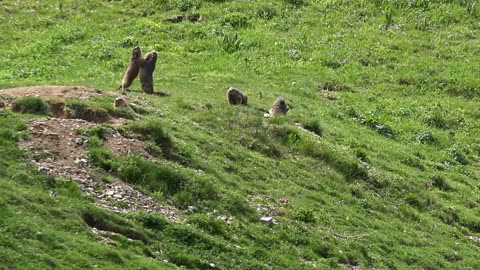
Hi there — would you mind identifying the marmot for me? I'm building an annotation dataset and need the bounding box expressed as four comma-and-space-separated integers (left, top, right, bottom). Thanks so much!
118, 46, 142, 93
269, 96, 289, 116
139, 50, 158, 94
227, 87, 248, 105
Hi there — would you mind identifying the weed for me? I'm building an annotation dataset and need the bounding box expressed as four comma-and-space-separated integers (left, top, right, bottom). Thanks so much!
221, 12, 250, 28
416, 131, 437, 144
218, 31, 242, 53
176, 0, 201, 12
383, 3, 394, 29
358, 111, 394, 138
256, 4, 278, 20
293, 207, 316, 223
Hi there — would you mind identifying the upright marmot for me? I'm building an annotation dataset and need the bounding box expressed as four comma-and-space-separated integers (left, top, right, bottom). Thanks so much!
118, 46, 142, 93
227, 87, 248, 105
269, 96, 289, 116
139, 50, 158, 94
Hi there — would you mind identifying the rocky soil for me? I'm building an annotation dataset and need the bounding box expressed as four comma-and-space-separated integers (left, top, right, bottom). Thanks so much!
6, 85, 183, 222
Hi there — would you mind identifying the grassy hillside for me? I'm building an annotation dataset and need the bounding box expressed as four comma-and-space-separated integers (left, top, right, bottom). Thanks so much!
1, 0, 480, 269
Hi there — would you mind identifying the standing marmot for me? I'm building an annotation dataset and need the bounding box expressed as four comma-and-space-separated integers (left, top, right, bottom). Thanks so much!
118, 46, 142, 93
139, 50, 158, 94
227, 87, 248, 105
269, 96, 289, 116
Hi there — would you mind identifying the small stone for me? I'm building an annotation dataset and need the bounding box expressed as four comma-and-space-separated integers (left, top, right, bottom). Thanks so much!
113, 194, 123, 199
106, 190, 114, 196
188, 206, 198, 212
113, 97, 129, 108
260, 216, 273, 225
75, 138, 83, 145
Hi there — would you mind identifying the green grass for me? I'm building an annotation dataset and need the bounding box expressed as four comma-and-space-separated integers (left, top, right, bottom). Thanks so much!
1, 0, 480, 269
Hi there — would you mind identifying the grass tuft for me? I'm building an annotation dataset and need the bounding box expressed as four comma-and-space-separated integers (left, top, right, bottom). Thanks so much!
12, 97, 49, 115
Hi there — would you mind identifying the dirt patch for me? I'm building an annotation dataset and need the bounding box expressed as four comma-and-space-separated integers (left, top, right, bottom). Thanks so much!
19, 117, 182, 222
103, 129, 163, 163
0, 85, 105, 100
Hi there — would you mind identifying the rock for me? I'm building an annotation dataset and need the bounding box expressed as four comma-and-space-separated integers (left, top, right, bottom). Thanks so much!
188, 205, 198, 213
113, 194, 123, 199
75, 138, 83, 145
113, 97, 129, 108
466, 235, 480, 244
260, 216, 274, 225
106, 190, 114, 196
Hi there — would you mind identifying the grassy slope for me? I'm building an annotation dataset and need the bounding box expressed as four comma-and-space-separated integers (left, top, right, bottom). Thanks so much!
1, 0, 480, 269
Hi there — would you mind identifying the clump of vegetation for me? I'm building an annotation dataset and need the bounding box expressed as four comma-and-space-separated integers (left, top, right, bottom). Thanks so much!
119, 154, 188, 195
416, 131, 437, 144
221, 12, 250, 28
293, 207, 316, 223
358, 111, 394, 138
12, 97, 49, 115
302, 119, 323, 137
176, 0, 202, 12
188, 213, 227, 236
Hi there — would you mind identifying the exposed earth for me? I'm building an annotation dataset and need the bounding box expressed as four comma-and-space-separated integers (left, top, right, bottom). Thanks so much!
2, 85, 183, 222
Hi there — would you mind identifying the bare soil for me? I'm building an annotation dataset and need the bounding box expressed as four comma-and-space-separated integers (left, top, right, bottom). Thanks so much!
9, 85, 183, 222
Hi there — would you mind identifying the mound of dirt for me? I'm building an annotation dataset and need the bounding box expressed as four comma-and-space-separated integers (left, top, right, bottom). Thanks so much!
20, 117, 182, 222
0, 85, 104, 100
1, 85, 147, 123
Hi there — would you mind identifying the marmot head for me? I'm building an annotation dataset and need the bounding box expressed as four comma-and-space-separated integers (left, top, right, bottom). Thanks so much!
131, 46, 142, 60
144, 50, 157, 65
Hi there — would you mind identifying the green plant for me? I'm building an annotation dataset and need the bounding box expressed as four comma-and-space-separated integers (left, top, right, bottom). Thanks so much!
416, 131, 437, 144
218, 31, 242, 53
221, 12, 250, 28
89, 148, 119, 172
358, 111, 394, 137
176, 0, 201, 12
294, 207, 316, 223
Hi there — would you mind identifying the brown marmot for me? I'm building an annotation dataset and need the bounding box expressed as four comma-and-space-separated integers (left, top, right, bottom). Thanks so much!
227, 87, 248, 105
269, 96, 289, 116
118, 46, 142, 93
139, 50, 158, 94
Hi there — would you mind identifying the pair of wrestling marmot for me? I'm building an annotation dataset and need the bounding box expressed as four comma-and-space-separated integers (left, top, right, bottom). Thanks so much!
118, 46, 157, 94
227, 87, 289, 116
